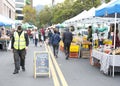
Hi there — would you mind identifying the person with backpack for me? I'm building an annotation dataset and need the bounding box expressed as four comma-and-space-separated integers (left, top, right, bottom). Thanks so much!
51, 30, 61, 58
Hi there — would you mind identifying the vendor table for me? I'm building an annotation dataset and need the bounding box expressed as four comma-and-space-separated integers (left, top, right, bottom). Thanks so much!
92, 49, 120, 77
0, 38, 10, 51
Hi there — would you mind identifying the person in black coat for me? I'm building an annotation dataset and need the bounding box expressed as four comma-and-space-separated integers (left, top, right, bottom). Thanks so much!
62, 28, 73, 60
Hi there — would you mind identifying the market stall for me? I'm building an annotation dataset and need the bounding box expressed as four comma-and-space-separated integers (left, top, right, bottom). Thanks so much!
0, 28, 10, 51
92, 49, 120, 76
95, 0, 120, 77
59, 34, 92, 59
0, 37, 10, 50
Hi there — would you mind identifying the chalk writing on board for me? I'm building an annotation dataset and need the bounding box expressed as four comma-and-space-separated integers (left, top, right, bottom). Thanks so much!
36, 53, 49, 73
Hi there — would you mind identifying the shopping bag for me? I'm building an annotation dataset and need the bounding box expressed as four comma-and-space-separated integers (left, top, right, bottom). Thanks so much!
41, 36, 44, 41
45, 38, 49, 44
7, 40, 11, 50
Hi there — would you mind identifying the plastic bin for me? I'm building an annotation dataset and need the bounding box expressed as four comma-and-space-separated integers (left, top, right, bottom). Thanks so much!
70, 45, 79, 52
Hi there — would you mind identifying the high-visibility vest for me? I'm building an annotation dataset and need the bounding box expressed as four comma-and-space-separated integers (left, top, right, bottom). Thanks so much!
13, 31, 26, 50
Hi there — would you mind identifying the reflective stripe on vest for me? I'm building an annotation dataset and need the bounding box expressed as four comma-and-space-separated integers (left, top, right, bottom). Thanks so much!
13, 31, 26, 50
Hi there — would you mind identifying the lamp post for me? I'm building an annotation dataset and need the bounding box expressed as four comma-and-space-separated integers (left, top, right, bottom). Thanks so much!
52, 0, 54, 6
92, 0, 94, 6
50, 0, 54, 26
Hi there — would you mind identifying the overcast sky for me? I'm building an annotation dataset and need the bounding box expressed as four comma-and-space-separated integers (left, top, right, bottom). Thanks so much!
33, 0, 65, 6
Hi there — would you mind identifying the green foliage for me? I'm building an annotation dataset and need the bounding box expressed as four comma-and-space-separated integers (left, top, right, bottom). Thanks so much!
38, 6, 52, 26
26, 0, 31, 5
36, 0, 101, 27
105, 0, 111, 3
23, 5, 37, 25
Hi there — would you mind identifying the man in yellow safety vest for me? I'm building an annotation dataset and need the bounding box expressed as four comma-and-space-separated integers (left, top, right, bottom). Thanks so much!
11, 25, 29, 74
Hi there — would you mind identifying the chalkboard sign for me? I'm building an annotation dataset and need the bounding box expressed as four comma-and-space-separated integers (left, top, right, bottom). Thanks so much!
34, 51, 50, 78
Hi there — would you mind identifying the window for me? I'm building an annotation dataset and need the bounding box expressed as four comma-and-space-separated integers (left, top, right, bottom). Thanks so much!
9, 10, 11, 18
16, 3, 24, 8
16, 16, 24, 20
16, 10, 22, 14
15, 0, 24, 3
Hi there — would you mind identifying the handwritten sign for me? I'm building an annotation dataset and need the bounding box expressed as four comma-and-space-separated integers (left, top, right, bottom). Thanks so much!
36, 53, 49, 73
34, 51, 50, 78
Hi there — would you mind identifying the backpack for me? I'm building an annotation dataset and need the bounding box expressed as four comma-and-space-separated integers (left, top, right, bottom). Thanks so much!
52, 34, 61, 45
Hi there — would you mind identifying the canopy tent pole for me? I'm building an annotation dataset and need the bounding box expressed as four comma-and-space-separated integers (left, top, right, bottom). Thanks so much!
112, 12, 117, 77
113, 13, 117, 49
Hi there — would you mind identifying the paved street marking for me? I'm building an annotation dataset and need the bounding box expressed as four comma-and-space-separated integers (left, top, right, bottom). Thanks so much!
47, 45, 68, 86
45, 43, 60, 86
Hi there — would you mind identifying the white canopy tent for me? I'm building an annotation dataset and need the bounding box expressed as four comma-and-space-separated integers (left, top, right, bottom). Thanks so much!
63, 0, 120, 27
64, 10, 88, 24
78, 0, 120, 24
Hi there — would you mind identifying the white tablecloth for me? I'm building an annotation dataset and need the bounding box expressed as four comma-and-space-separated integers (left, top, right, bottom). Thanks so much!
92, 49, 120, 74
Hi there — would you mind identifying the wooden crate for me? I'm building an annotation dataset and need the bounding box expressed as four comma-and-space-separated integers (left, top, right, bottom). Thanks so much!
81, 50, 90, 59
69, 52, 79, 58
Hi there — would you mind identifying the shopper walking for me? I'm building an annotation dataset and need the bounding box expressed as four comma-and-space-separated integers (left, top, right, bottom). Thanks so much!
48, 29, 53, 45
34, 29, 39, 47
51, 30, 61, 58
38, 29, 42, 47
11, 26, 29, 74
62, 28, 73, 60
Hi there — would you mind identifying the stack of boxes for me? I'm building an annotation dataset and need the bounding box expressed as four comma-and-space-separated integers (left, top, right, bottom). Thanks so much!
69, 43, 80, 58
81, 41, 91, 58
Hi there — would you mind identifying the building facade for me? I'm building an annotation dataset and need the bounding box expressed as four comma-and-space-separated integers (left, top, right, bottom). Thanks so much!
15, 0, 25, 22
15, 0, 33, 22
0, 0, 15, 20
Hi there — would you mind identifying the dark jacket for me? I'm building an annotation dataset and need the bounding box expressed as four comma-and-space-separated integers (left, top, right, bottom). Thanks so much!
63, 31, 73, 44
51, 33, 61, 45
11, 31, 29, 50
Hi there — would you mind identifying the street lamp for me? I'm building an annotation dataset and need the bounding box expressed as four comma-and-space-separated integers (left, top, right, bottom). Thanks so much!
52, 0, 54, 6
92, 0, 94, 6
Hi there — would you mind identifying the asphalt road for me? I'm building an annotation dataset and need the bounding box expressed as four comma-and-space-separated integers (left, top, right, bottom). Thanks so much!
0, 42, 120, 86
57, 50, 120, 86
0, 42, 53, 86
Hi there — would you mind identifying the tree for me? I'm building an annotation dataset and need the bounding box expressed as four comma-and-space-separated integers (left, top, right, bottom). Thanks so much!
23, 5, 37, 25
38, 6, 52, 27
26, 0, 31, 5
105, 0, 111, 3
37, 0, 101, 26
